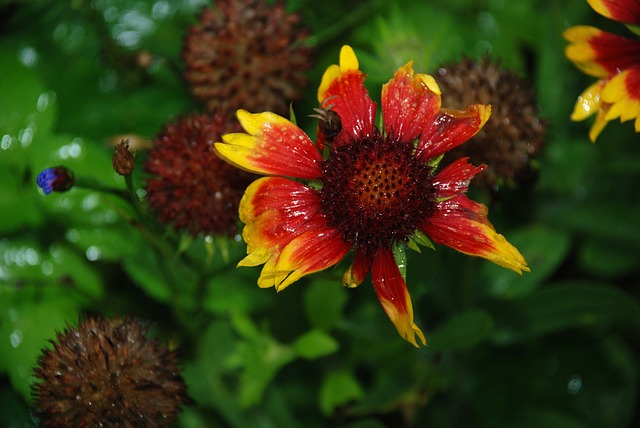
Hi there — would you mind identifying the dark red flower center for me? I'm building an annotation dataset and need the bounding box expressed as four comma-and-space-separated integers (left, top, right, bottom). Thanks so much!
320, 131, 436, 253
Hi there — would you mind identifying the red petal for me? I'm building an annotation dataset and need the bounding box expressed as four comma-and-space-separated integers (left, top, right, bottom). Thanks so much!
422, 196, 529, 273
216, 110, 323, 179
273, 228, 351, 291
433, 158, 486, 199
343, 249, 373, 288
320, 71, 376, 145
381, 62, 441, 142
239, 176, 350, 290
584, 30, 640, 75
239, 177, 323, 262
372, 248, 426, 347
417, 104, 491, 161
588, 0, 640, 25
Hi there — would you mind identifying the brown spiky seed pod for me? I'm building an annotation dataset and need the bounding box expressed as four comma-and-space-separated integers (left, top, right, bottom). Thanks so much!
182, 0, 313, 116
32, 316, 187, 428
144, 111, 255, 237
435, 57, 547, 191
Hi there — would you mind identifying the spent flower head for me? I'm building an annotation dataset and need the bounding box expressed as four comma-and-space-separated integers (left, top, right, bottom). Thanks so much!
215, 46, 529, 347
145, 112, 255, 238
435, 57, 547, 191
182, 0, 312, 116
32, 316, 187, 428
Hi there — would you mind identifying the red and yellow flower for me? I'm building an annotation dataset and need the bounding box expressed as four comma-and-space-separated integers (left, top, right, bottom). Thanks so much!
215, 45, 529, 347
564, 0, 640, 141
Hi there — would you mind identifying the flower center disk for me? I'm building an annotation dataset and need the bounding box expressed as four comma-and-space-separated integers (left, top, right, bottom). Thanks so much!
320, 132, 436, 252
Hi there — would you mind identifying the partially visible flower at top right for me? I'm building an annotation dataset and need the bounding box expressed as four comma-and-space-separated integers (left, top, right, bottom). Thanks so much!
564, 0, 640, 142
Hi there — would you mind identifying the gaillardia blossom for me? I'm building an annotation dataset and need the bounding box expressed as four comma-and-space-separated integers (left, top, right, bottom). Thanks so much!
215, 46, 529, 347
564, 0, 640, 141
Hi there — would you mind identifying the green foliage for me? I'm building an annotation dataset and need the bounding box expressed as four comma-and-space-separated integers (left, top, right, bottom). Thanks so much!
1, 0, 640, 426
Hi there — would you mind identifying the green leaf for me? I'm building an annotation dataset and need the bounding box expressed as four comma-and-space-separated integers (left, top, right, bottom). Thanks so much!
304, 277, 348, 330
0, 386, 37, 428
0, 285, 83, 401
392, 241, 407, 280
294, 330, 339, 359
577, 238, 640, 279
228, 311, 296, 407
319, 370, 364, 416
516, 407, 590, 428
0, 239, 104, 300
428, 309, 494, 352
64, 224, 143, 262
122, 249, 173, 302
481, 225, 571, 298
496, 281, 640, 342
0, 46, 57, 165
204, 268, 270, 316
0, 163, 43, 234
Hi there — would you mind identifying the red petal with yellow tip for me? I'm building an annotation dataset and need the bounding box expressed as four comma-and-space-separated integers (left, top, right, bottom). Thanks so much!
602, 67, 640, 124
417, 105, 491, 161
432, 157, 486, 199
238, 177, 324, 267
271, 228, 351, 291
588, 0, 640, 25
317, 47, 376, 145
343, 249, 373, 288
381, 62, 441, 142
372, 248, 426, 347
422, 195, 529, 274
215, 110, 323, 179
565, 26, 640, 76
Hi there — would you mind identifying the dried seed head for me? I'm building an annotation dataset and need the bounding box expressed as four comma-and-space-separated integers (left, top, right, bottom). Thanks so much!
435, 57, 547, 191
144, 112, 256, 237
32, 316, 187, 428
182, 0, 313, 116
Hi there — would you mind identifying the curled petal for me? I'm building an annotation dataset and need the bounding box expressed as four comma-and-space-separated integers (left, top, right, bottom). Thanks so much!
587, 0, 640, 25
372, 248, 426, 348
342, 249, 373, 288
382, 61, 441, 142
215, 110, 323, 179
564, 26, 640, 77
433, 158, 486, 199
422, 195, 529, 274
271, 229, 350, 291
317, 45, 376, 144
603, 68, 640, 132
417, 104, 491, 161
